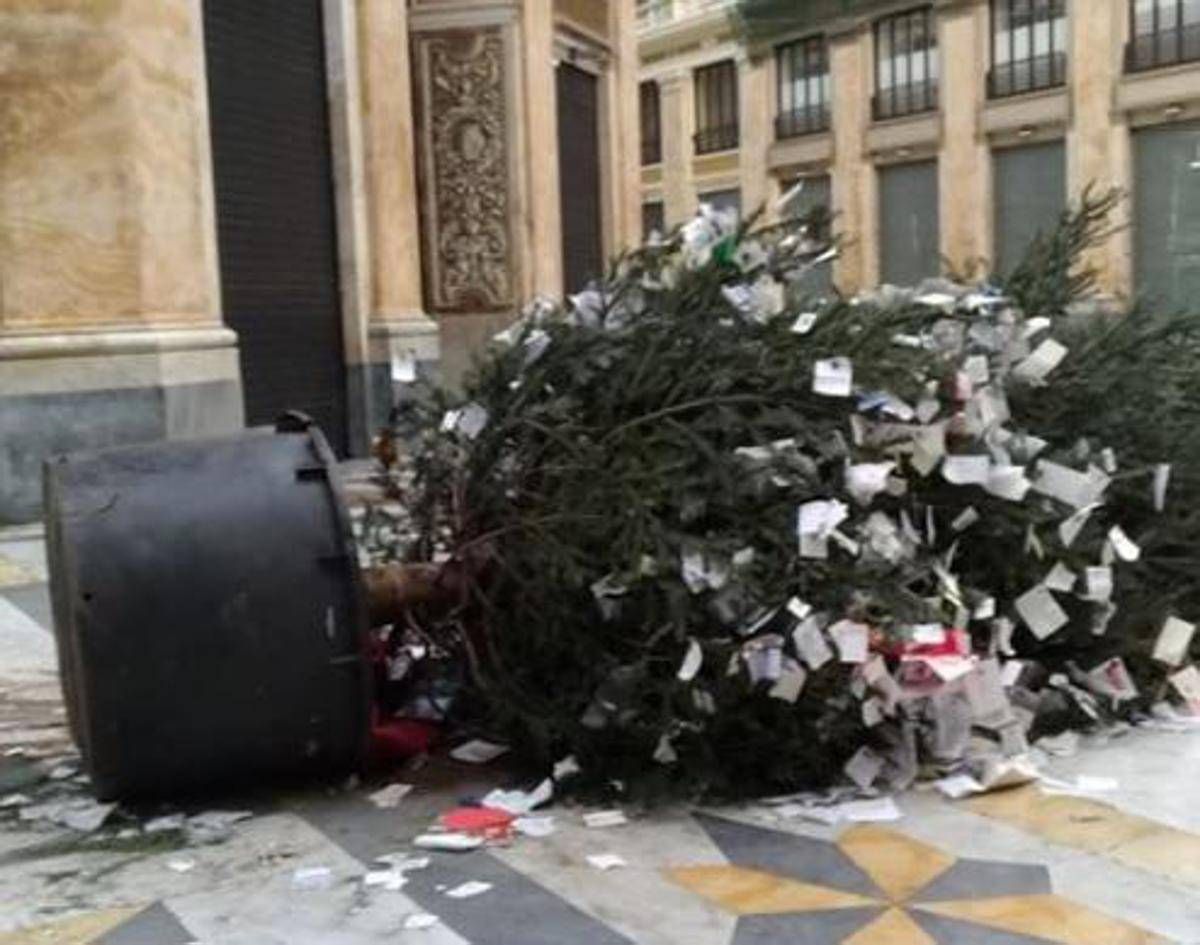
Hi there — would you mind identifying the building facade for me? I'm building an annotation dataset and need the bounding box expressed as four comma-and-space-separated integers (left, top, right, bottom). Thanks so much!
0, 0, 641, 524
638, 0, 1200, 308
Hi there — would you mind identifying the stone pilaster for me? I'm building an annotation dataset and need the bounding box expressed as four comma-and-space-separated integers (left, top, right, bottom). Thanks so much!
352, 0, 439, 436
608, 0, 644, 251
829, 26, 874, 293
660, 71, 695, 227
739, 54, 772, 220
1068, 0, 1131, 301
0, 0, 241, 524
938, 0, 992, 278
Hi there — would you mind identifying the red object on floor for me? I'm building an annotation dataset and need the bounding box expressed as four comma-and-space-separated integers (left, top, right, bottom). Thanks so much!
369, 717, 440, 766
440, 806, 516, 838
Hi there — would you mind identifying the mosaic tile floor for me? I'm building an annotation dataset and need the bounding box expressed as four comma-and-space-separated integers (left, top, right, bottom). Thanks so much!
3, 533, 1200, 945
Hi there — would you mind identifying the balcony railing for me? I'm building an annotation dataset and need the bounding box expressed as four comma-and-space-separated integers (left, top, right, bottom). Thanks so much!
872, 79, 939, 121
776, 103, 831, 139
694, 122, 740, 154
989, 51, 1068, 98
1125, 22, 1200, 73
637, 0, 736, 30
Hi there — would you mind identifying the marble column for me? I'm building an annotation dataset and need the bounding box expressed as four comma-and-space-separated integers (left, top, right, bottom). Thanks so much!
0, 0, 241, 524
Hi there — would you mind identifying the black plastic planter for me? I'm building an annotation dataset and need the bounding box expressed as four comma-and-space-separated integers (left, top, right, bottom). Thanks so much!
43, 416, 372, 800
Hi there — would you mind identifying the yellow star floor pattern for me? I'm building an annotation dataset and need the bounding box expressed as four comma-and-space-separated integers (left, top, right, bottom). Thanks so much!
668, 815, 1165, 945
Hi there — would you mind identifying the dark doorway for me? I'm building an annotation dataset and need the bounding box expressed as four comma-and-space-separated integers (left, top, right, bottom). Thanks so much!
556, 62, 604, 294
202, 0, 349, 452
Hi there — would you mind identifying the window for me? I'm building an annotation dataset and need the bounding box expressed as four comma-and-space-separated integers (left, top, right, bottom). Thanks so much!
1126, 0, 1200, 72
694, 60, 739, 154
776, 36, 831, 139
642, 201, 665, 241
990, 0, 1068, 98
640, 81, 662, 166
873, 7, 939, 121
698, 188, 741, 219
779, 175, 834, 296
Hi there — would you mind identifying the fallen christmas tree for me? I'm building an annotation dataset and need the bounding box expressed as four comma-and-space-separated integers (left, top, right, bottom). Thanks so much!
371, 189, 1200, 804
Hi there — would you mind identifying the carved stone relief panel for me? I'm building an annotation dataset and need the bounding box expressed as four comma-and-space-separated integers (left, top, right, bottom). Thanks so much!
412, 27, 514, 314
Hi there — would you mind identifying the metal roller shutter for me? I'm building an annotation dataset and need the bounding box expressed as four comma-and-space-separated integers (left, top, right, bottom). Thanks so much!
202, 0, 349, 453
879, 160, 940, 286
1135, 122, 1200, 312
993, 141, 1066, 279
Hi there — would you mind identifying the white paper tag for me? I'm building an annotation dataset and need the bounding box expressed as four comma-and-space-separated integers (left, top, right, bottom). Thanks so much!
1154, 616, 1196, 666
677, 639, 703, 682
828, 619, 869, 663
791, 312, 818, 335
1107, 525, 1141, 562
813, 357, 853, 397
1042, 562, 1076, 593
390, 348, 417, 383
844, 746, 884, 790
943, 455, 990, 486
768, 658, 808, 703
1014, 585, 1069, 640
792, 615, 834, 670
1013, 338, 1068, 384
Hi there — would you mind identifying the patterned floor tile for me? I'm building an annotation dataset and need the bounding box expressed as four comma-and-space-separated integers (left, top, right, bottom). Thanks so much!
669, 814, 1161, 945
95, 903, 193, 945
967, 785, 1200, 889
0, 909, 140, 945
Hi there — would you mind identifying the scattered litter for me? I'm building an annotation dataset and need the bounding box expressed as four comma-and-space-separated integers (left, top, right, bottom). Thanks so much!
187, 810, 253, 843
363, 868, 407, 891
403, 913, 440, 930
513, 815, 556, 838
440, 807, 515, 838
19, 799, 116, 833
47, 764, 76, 781
145, 813, 186, 833
836, 797, 903, 823
368, 783, 414, 809
449, 740, 510, 765
375, 854, 431, 872
414, 832, 484, 852
583, 810, 628, 829
445, 881, 492, 899
1040, 775, 1119, 796
480, 779, 553, 816
586, 853, 627, 871
1035, 731, 1080, 757
934, 773, 985, 800
167, 858, 195, 874
554, 756, 582, 781
292, 866, 334, 890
